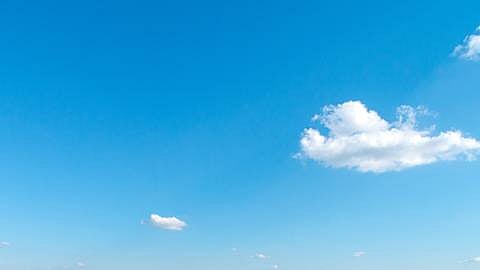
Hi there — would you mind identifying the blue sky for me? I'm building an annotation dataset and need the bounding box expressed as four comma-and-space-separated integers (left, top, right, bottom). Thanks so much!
1, 0, 480, 269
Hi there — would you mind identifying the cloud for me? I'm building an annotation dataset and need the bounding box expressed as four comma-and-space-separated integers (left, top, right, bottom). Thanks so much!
272, 264, 279, 269
0, 241, 10, 248
462, 257, 480, 263
149, 214, 187, 231
254, 253, 269, 259
299, 101, 480, 172
452, 26, 480, 61
353, 251, 366, 257
76, 262, 86, 268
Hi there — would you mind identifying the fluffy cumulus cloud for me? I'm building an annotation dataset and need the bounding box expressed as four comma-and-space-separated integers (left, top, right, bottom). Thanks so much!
149, 214, 187, 231
452, 26, 480, 60
299, 101, 480, 173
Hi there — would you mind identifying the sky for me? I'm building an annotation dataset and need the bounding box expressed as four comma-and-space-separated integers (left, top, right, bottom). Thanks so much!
1, 0, 480, 269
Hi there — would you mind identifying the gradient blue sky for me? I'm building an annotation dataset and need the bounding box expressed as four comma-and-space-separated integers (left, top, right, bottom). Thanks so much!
1, 1, 480, 269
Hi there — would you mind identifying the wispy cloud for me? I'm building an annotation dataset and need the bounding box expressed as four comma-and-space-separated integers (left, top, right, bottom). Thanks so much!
0, 241, 10, 248
148, 214, 187, 231
452, 26, 480, 61
461, 257, 480, 263
298, 101, 480, 172
353, 251, 366, 257
253, 253, 269, 260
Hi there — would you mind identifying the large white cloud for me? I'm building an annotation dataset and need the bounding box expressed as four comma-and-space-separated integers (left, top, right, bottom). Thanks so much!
452, 26, 480, 61
299, 101, 480, 173
149, 214, 187, 231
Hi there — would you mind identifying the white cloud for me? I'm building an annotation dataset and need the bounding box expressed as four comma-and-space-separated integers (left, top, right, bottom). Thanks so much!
272, 264, 279, 269
254, 253, 269, 259
0, 241, 10, 248
299, 101, 480, 173
353, 251, 366, 257
452, 26, 480, 61
462, 257, 480, 263
149, 214, 187, 231
76, 262, 86, 268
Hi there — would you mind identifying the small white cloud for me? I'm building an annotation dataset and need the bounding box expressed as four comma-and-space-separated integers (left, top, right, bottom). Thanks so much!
353, 251, 366, 257
299, 101, 480, 173
149, 214, 187, 231
462, 257, 480, 263
231, 247, 238, 252
452, 26, 480, 61
272, 264, 279, 269
76, 262, 86, 268
254, 253, 269, 259
0, 241, 10, 248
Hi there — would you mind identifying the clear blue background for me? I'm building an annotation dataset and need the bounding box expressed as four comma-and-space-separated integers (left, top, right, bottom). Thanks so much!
1, 0, 480, 269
